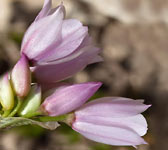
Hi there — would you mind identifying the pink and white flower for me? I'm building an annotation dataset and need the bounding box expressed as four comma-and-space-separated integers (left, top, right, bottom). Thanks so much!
41, 80, 150, 147
71, 97, 150, 147
21, 0, 102, 83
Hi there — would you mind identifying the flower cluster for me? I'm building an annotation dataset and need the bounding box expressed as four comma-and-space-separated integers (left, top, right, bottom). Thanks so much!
0, 0, 150, 148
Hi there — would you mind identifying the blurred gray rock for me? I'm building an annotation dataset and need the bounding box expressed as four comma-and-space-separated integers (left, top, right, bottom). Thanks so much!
81, 0, 168, 24
0, 0, 11, 32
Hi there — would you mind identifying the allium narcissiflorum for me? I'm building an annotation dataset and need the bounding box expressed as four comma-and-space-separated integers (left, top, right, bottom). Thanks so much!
21, 0, 102, 83
0, 0, 151, 148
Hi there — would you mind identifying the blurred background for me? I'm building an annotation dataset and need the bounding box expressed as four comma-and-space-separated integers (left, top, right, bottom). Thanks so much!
0, 0, 168, 150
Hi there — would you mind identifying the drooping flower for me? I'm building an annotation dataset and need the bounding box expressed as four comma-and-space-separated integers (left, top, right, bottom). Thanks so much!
40, 79, 150, 147
21, 0, 102, 83
66, 97, 150, 147
41, 82, 102, 116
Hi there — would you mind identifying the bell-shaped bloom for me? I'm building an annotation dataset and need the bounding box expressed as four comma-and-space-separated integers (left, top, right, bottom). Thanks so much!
18, 85, 41, 117
11, 54, 31, 98
0, 74, 14, 110
21, 0, 102, 83
70, 97, 151, 147
41, 82, 102, 116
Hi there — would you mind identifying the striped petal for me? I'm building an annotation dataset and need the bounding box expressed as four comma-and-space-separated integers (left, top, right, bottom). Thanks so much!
72, 121, 147, 146
21, 5, 64, 59
76, 97, 151, 118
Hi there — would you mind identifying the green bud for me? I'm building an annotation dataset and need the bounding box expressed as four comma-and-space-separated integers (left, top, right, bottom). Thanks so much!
18, 85, 41, 117
0, 73, 14, 110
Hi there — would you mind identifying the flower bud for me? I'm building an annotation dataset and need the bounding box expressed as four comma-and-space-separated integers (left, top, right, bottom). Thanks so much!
11, 54, 31, 98
41, 82, 102, 116
18, 85, 41, 117
0, 73, 14, 110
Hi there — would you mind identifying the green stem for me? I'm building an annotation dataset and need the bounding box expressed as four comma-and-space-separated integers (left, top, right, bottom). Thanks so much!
0, 118, 25, 129
23, 111, 42, 118
8, 99, 22, 117
2, 109, 11, 117
36, 114, 67, 122
0, 110, 4, 116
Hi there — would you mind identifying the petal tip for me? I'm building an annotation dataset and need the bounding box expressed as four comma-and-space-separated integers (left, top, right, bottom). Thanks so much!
145, 104, 152, 110
88, 82, 102, 91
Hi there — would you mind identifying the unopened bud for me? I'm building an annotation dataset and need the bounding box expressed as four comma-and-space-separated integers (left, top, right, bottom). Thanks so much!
41, 82, 102, 116
11, 54, 31, 98
0, 73, 14, 110
18, 85, 41, 117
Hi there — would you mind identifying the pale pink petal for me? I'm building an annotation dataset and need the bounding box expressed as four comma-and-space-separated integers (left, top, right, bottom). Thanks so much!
41, 82, 102, 116
72, 121, 147, 146
75, 97, 151, 118
42, 83, 70, 99
75, 114, 148, 136
36, 34, 95, 65
89, 53, 103, 63
49, 2, 66, 16
33, 46, 101, 83
36, 19, 88, 62
35, 0, 52, 21
21, 5, 64, 59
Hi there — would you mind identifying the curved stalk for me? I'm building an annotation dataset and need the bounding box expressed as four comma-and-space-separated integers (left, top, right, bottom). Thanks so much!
8, 98, 22, 117
36, 114, 67, 122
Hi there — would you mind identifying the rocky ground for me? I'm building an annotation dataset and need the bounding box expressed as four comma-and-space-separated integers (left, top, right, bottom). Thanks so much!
1, 0, 168, 150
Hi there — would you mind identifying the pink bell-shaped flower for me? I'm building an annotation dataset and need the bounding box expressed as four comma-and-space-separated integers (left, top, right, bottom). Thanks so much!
69, 97, 151, 147
21, 0, 102, 83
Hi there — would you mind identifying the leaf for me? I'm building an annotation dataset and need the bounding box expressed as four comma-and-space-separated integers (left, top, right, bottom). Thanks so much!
0, 117, 59, 130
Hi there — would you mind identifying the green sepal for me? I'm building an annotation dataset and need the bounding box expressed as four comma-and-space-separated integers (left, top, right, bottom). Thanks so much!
18, 85, 42, 117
